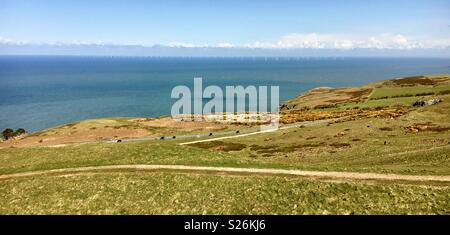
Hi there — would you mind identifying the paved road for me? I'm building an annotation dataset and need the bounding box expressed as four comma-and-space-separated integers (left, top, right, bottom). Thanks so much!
1, 164, 449, 183
179, 119, 332, 145
106, 118, 335, 145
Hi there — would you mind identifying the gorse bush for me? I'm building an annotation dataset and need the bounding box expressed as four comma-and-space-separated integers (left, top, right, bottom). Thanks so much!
1, 128, 26, 140
14, 128, 26, 136
1, 128, 14, 140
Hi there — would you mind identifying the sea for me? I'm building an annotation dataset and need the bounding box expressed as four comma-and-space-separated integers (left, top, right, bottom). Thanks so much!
1, 56, 449, 132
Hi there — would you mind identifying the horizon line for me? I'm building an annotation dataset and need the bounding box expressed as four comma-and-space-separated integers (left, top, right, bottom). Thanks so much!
1, 54, 450, 59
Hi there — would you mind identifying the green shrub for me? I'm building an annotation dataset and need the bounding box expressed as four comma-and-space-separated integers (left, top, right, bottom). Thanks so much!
1, 128, 27, 140
1, 128, 14, 140
14, 128, 26, 136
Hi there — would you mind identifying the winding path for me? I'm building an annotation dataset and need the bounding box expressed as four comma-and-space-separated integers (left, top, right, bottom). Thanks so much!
179, 119, 332, 145
1, 164, 449, 183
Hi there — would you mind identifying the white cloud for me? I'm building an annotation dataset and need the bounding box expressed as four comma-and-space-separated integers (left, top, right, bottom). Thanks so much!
243, 41, 279, 49
271, 33, 439, 49
167, 42, 197, 48
2, 33, 449, 50
0, 36, 29, 45
277, 33, 333, 48
236, 33, 448, 50
217, 42, 235, 48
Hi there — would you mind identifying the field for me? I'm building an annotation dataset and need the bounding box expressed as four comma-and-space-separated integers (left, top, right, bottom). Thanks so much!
0, 74, 449, 214
0, 116, 243, 148
1, 172, 448, 214
369, 85, 450, 100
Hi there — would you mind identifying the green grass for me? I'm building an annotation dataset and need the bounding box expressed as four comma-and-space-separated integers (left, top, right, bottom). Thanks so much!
322, 96, 419, 111
0, 140, 264, 175
0, 97, 449, 176
1, 75, 450, 215
26, 116, 243, 142
315, 87, 450, 112
369, 85, 450, 100
1, 113, 449, 176
297, 79, 450, 112
219, 117, 450, 175
0, 172, 448, 214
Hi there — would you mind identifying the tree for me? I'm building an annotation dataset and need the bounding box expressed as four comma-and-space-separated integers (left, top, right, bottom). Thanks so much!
1, 128, 14, 140
14, 128, 26, 136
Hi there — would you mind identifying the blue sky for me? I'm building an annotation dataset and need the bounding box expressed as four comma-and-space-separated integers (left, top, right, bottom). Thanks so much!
0, 0, 449, 53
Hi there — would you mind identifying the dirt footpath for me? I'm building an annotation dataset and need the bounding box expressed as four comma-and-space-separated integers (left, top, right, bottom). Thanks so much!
1, 164, 449, 183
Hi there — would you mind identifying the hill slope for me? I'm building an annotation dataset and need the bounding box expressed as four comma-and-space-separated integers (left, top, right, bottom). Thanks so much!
0, 74, 449, 214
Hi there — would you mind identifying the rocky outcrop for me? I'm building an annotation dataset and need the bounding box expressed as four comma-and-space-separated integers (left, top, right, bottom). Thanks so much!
412, 99, 442, 107
279, 103, 297, 111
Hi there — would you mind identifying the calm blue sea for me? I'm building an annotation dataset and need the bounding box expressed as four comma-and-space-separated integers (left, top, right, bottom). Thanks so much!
1, 56, 449, 132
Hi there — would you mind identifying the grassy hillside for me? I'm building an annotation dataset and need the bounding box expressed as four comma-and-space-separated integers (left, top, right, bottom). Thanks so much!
284, 74, 450, 111
1, 172, 448, 215
0, 116, 243, 148
1, 74, 449, 214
